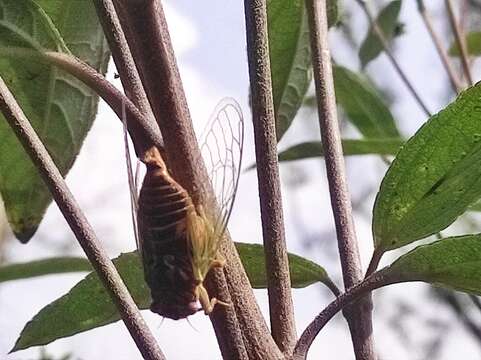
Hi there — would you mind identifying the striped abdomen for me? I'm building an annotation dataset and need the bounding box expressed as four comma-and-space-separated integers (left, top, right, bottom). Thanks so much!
137, 147, 199, 320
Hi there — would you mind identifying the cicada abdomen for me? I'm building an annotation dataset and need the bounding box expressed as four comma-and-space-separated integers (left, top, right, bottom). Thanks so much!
133, 99, 244, 320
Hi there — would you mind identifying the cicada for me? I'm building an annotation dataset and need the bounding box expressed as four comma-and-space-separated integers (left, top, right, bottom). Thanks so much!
125, 99, 244, 320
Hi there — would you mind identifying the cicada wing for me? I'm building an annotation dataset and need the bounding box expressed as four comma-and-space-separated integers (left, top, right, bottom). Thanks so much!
199, 98, 245, 251
122, 100, 141, 250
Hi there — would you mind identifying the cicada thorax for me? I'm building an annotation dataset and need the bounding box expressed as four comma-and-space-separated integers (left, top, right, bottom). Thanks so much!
137, 146, 227, 320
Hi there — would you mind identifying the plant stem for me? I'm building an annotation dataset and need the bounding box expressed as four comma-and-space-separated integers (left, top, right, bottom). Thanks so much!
113, 1, 282, 358
365, 248, 383, 278
305, 1, 376, 359
0, 76, 164, 360
293, 271, 388, 360
356, 0, 432, 117
416, 0, 463, 93
0, 47, 162, 157
243, 0, 297, 355
92, 0, 158, 130
445, 0, 474, 86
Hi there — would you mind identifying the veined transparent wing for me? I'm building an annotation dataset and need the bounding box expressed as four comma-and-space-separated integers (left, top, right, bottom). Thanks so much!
199, 98, 244, 244
122, 100, 142, 249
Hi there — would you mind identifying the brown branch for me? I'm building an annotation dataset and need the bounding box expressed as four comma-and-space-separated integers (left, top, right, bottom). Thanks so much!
0, 76, 164, 360
0, 47, 162, 157
416, 0, 463, 93
112, 1, 282, 358
293, 271, 389, 360
243, 0, 296, 355
355, 0, 432, 117
305, 1, 376, 359
365, 248, 383, 278
445, 0, 474, 86
92, 0, 159, 129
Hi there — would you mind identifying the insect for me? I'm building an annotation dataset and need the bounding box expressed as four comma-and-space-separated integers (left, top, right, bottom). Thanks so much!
125, 99, 244, 320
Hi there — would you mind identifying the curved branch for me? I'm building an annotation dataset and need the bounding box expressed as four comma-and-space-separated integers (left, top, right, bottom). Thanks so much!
0, 47, 162, 156
92, 0, 157, 124
0, 76, 164, 360
292, 271, 389, 360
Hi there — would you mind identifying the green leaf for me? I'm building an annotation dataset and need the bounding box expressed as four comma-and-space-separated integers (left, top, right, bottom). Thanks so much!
267, 0, 339, 141
359, 0, 403, 68
384, 235, 481, 296
12, 252, 149, 352
277, 139, 403, 162
12, 244, 331, 351
235, 242, 331, 289
449, 31, 481, 57
0, 0, 110, 241
373, 82, 481, 252
0, 257, 91, 283
333, 65, 400, 138
469, 199, 481, 212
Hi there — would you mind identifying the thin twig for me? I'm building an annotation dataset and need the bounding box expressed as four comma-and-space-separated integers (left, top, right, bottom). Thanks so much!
305, 1, 376, 359
416, 0, 463, 93
113, 1, 283, 358
445, 0, 474, 86
0, 47, 162, 156
92, 0, 159, 130
293, 271, 389, 360
365, 248, 383, 278
0, 76, 164, 360
356, 0, 432, 117
471, 295, 481, 314
243, 0, 296, 355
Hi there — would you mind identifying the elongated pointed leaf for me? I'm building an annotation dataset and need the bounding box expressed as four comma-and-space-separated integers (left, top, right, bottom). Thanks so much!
12, 244, 331, 351
278, 139, 403, 162
0, 0, 109, 241
384, 235, 481, 296
373, 82, 481, 252
359, 0, 403, 67
449, 31, 481, 57
333, 65, 400, 138
267, 0, 338, 141
0, 257, 91, 283
12, 252, 148, 352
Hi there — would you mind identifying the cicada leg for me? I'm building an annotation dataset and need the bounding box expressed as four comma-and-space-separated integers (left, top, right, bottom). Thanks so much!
197, 283, 230, 315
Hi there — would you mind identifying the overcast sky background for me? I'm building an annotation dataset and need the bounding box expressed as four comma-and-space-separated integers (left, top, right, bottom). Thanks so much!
2, 1, 481, 359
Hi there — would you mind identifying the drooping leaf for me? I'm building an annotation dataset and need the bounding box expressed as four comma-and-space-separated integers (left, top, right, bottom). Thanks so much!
449, 31, 481, 57
333, 65, 400, 138
12, 244, 332, 351
0, 0, 110, 241
267, 0, 339, 141
277, 139, 403, 162
373, 82, 481, 252
359, 0, 403, 67
384, 235, 481, 296
0, 257, 91, 283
